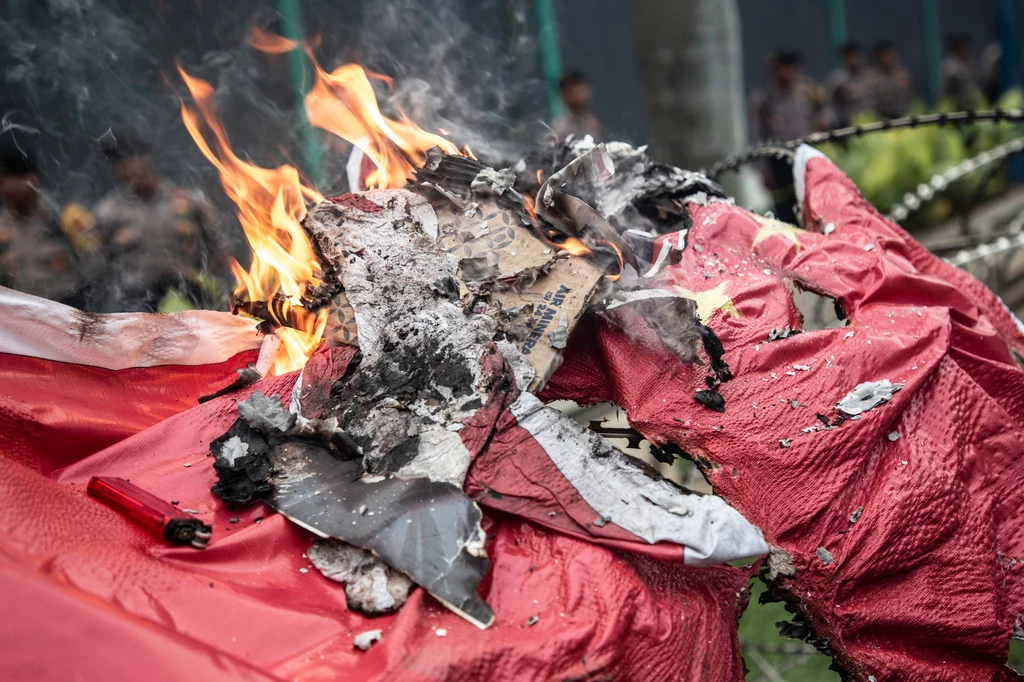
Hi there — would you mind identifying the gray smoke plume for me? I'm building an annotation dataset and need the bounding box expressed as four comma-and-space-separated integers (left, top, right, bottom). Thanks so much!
0, 0, 547, 309
350, 0, 545, 165
0, 0, 544, 202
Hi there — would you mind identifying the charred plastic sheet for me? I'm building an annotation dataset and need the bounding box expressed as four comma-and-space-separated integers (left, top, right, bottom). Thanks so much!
270, 441, 493, 628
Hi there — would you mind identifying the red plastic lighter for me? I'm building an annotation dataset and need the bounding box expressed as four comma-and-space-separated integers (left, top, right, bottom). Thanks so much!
87, 476, 212, 548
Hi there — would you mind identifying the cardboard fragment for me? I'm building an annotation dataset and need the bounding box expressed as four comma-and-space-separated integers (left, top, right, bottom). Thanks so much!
434, 197, 605, 391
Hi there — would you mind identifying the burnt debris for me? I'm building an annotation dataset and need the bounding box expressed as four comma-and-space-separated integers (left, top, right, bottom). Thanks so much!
695, 389, 726, 413
201, 142, 755, 632
209, 389, 494, 628
836, 380, 903, 416
271, 441, 493, 628
522, 137, 727, 236
198, 365, 264, 404
210, 417, 275, 505
766, 326, 801, 342
308, 539, 415, 615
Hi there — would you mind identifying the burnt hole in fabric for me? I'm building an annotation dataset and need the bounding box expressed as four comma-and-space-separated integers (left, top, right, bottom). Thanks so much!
787, 280, 849, 333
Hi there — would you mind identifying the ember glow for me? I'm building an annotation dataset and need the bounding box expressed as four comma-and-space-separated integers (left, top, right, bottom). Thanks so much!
523, 193, 622, 276
559, 237, 591, 257
179, 67, 327, 375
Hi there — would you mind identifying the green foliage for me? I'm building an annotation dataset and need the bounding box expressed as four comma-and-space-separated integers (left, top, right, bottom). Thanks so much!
816, 90, 1024, 228
738, 580, 839, 681
157, 289, 196, 313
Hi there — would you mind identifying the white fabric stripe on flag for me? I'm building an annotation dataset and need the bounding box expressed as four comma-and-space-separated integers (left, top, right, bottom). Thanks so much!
0, 286, 263, 369
509, 392, 768, 566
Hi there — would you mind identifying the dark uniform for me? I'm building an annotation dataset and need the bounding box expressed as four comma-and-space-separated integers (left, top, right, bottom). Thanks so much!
942, 54, 982, 107
94, 184, 229, 312
0, 136, 98, 304
824, 66, 876, 127
94, 131, 231, 312
872, 67, 913, 119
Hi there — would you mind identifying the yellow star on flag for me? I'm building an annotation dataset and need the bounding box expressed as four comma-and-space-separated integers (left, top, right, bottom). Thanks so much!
675, 282, 740, 323
752, 216, 805, 251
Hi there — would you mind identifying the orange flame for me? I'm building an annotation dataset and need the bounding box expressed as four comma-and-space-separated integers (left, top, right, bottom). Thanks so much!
247, 28, 461, 189
520, 199, 621, 279
304, 63, 460, 189
559, 237, 591, 257
179, 36, 473, 372
178, 67, 326, 374
248, 26, 303, 54
180, 34, 618, 374
603, 239, 625, 281
523, 193, 539, 226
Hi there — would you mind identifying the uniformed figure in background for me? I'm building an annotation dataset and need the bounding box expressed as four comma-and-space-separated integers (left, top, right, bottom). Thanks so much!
751, 51, 825, 223
942, 34, 983, 108
94, 131, 231, 312
872, 41, 913, 119
0, 133, 98, 304
551, 71, 601, 142
824, 42, 876, 128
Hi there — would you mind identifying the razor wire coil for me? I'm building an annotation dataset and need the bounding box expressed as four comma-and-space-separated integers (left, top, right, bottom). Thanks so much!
886, 135, 1024, 221
705, 108, 1024, 179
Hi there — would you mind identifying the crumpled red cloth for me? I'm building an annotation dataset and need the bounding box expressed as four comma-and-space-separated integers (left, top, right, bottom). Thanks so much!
0, 348, 748, 682
3, 149, 1022, 681
545, 150, 1024, 681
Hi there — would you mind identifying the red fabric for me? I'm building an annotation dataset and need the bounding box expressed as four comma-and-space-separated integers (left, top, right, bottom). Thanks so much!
465, 402, 686, 563
8, 152, 1021, 680
295, 345, 359, 419
0, 565, 281, 682
462, 343, 687, 561
0, 362, 749, 681
0, 350, 258, 474
329, 192, 384, 213
546, 156, 1024, 681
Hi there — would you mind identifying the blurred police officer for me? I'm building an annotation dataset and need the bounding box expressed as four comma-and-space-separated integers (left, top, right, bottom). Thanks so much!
751, 51, 825, 222
824, 42, 876, 127
872, 41, 913, 119
94, 130, 231, 312
0, 132, 97, 304
942, 34, 983, 107
551, 71, 601, 142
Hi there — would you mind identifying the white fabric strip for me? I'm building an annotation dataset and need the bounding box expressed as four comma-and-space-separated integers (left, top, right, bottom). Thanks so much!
0, 286, 263, 369
509, 392, 768, 565
642, 241, 673, 279
793, 144, 828, 209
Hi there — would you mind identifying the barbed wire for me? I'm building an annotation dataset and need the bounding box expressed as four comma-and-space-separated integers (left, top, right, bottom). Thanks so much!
943, 204, 1024, 268
701, 147, 794, 179
886, 136, 1024, 221
705, 108, 1024, 179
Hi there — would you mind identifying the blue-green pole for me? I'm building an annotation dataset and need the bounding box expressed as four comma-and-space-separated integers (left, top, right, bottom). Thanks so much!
922, 0, 943, 103
278, 0, 324, 188
827, 0, 848, 66
993, 0, 1023, 179
535, 0, 564, 118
